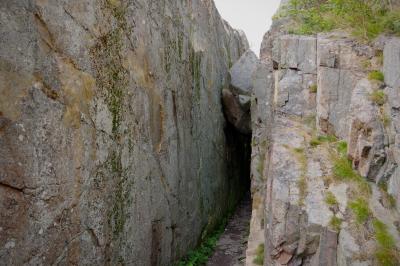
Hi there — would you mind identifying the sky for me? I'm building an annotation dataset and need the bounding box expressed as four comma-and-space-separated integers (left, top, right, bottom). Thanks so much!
214, 0, 281, 55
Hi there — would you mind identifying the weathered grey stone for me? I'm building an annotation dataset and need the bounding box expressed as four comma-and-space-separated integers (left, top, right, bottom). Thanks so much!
384, 38, 400, 89
253, 11, 400, 266
274, 35, 317, 73
337, 229, 361, 266
0, 0, 248, 265
246, 63, 274, 266
298, 36, 317, 73
388, 167, 400, 213
317, 67, 357, 138
276, 69, 315, 116
311, 228, 338, 266
347, 79, 386, 181
229, 49, 259, 95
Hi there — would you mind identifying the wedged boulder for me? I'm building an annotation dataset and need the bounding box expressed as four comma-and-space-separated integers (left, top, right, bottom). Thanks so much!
223, 49, 260, 134
229, 49, 259, 95
222, 89, 251, 134
347, 79, 386, 181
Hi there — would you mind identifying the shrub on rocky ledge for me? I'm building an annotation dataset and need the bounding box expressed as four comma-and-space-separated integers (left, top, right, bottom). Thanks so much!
325, 191, 338, 206
284, 0, 400, 40
253, 244, 264, 265
329, 216, 342, 231
368, 70, 385, 82
369, 90, 387, 105
373, 219, 400, 266
349, 198, 371, 224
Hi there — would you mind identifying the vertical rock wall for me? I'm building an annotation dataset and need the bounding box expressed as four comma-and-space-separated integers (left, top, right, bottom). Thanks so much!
0, 0, 248, 264
248, 5, 400, 265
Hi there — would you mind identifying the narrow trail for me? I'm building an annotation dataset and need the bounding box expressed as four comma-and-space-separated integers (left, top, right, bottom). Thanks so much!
207, 194, 252, 266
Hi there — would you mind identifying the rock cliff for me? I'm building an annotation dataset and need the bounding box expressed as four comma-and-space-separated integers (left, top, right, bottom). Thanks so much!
246, 3, 400, 265
2, 0, 400, 265
0, 0, 248, 265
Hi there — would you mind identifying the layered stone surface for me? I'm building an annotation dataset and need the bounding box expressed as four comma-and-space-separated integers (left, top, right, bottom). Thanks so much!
246, 7, 400, 265
0, 0, 248, 265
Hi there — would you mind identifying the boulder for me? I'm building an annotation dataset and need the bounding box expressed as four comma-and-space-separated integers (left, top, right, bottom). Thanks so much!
222, 89, 251, 134
229, 49, 259, 95
223, 49, 261, 134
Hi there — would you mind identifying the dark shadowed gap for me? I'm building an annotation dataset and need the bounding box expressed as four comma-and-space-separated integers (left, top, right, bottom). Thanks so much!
176, 119, 252, 266
224, 122, 251, 203
205, 122, 252, 265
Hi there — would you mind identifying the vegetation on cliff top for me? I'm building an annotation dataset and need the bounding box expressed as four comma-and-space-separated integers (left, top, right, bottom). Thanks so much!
279, 0, 400, 40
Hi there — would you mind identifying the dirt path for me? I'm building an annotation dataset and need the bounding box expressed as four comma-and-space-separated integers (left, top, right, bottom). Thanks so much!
207, 194, 252, 266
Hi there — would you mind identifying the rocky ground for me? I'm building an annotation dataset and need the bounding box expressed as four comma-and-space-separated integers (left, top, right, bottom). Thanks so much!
207, 194, 251, 266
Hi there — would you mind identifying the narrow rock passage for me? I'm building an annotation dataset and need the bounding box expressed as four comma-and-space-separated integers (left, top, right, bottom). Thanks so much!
207, 194, 251, 266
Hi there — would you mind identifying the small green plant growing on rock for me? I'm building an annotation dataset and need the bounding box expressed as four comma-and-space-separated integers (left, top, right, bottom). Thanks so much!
388, 195, 397, 209
369, 90, 387, 106
293, 147, 305, 153
368, 71, 385, 82
177, 214, 231, 265
297, 177, 308, 204
373, 219, 400, 266
325, 191, 338, 206
309, 84, 318, 93
286, 0, 400, 40
319, 135, 337, 143
291, 147, 308, 205
336, 141, 348, 156
310, 138, 322, 147
332, 141, 371, 196
256, 155, 265, 176
310, 135, 337, 147
333, 157, 359, 181
329, 215, 342, 232
376, 50, 384, 66
253, 243, 264, 265
361, 59, 372, 70
381, 113, 391, 127
349, 198, 371, 224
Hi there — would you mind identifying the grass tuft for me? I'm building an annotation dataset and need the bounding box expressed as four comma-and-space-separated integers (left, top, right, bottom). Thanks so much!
381, 113, 391, 127
336, 141, 348, 156
368, 70, 385, 82
369, 90, 387, 106
310, 138, 322, 147
285, 0, 400, 41
310, 135, 337, 147
329, 216, 342, 231
291, 147, 308, 205
348, 198, 371, 224
373, 219, 400, 266
333, 157, 359, 181
177, 217, 228, 266
325, 191, 338, 206
253, 244, 265, 265
309, 84, 318, 93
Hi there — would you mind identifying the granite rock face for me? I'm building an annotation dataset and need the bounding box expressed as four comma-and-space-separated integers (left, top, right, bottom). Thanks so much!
0, 0, 248, 265
246, 6, 400, 265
